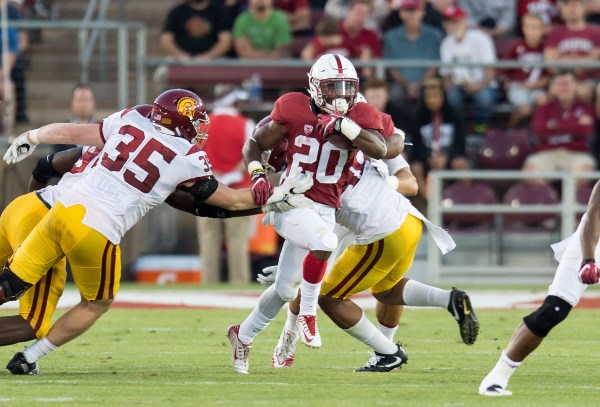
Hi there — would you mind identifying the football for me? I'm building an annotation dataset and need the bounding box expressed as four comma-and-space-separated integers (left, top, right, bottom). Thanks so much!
326, 132, 357, 150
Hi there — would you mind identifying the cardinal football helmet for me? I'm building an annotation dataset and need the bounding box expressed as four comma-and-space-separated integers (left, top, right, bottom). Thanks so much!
308, 54, 359, 115
150, 89, 210, 147
132, 104, 153, 118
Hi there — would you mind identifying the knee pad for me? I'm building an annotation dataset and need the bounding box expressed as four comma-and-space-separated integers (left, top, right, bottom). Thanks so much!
523, 295, 572, 337
310, 232, 338, 252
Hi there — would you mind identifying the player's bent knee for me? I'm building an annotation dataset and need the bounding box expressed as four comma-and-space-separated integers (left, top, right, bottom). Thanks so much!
311, 232, 338, 252
523, 295, 572, 337
274, 284, 298, 303
87, 299, 114, 314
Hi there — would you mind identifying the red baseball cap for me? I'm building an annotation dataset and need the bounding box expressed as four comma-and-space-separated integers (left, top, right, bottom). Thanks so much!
399, 0, 423, 9
442, 5, 468, 20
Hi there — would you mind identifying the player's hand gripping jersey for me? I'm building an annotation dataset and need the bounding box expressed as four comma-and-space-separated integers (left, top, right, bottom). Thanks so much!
271, 92, 383, 209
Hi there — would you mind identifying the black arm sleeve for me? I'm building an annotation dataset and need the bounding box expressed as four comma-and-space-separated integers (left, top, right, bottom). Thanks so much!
192, 201, 232, 219
31, 154, 62, 184
180, 176, 219, 201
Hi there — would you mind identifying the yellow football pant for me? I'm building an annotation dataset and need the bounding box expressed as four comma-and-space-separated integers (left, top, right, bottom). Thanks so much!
0, 192, 67, 337
9, 202, 121, 303
321, 214, 423, 299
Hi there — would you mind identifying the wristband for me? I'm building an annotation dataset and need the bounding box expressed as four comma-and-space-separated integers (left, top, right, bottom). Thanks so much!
28, 128, 40, 145
582, 258, 595, 265
339, 117, 361, 141
387, 175, 399, 191
247, 160, 263, 175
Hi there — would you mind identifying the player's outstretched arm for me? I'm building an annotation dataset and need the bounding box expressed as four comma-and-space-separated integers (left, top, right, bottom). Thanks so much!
581, 180, 600, 259
28, 147, 83, 192
393, 167, 418, 196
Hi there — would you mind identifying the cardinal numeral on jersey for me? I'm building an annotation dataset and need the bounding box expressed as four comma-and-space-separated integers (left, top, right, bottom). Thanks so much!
289, 136, 348, 184
101, 125, 177, 193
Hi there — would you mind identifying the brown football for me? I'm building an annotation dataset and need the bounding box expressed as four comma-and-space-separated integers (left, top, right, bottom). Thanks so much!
326, 132, 357, 150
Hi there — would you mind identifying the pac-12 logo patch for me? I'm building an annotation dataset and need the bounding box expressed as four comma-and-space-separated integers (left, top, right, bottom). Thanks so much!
304, 125, 313, 135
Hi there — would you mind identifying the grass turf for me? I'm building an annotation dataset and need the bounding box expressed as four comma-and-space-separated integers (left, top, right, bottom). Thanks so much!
0, 306, 599, 407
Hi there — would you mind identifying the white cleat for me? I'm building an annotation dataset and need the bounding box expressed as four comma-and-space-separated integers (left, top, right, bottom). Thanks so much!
272, 328, 299, 368
296, 315, 321, 348
227, 324, 251, 374
479, 384, 513, 397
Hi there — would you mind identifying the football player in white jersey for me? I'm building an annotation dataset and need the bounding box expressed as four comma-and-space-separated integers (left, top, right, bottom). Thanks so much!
479, 180, 600, 396
0, 89, 312, 373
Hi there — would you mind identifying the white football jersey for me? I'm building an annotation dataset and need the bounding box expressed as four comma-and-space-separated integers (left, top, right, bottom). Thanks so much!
37, 146, 102, 207
58, 109, 213, 244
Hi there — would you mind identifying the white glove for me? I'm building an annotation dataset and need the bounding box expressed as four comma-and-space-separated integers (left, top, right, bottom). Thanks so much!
256, 265, 277, 286
3, 130, 39, 164
267, 167, 313, 204
262, 194, 313, 213
370, 159, 389, 180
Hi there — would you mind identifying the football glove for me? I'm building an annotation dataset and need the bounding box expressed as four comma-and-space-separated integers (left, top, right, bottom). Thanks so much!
249, 164, 274, 206
262, 194, 313, 213
267, 167, 313, 205
579, 259, 600, 285
316, 113, 343, 138
3, 131, 39, 164
256, 265, 277, 286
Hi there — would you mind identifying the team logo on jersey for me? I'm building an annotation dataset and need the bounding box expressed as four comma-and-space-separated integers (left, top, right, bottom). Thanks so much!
304, 125, 313, 135
176, 97, 198, 119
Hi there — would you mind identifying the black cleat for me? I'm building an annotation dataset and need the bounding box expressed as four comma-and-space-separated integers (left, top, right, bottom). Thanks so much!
6, 352, 40, 375
448, 287, 479, 345
354, 342, 408, 372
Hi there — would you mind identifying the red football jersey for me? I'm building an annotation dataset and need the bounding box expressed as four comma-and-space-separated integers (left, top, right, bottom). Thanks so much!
271, 92, 383, 208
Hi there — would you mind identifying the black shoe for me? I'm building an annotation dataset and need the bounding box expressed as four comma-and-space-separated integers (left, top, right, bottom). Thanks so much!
6, 352, 40, 375
448, 287, 479, 345
354, 342, 408, 372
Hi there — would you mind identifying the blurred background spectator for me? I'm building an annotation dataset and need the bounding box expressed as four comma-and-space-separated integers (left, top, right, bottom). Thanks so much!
197, 85, 255, 284
440, 5, 498, 133
456, 0, 517, 37
53, 83, 96, 153
300, 15, 364, 59
8, 0, 29, 125
585, 0, 600, 24
501, 13, 549, 127
383, 0, 450, 33
275, 0, 312, 35
0, 17, 19, 132
383, 0, 443, 102
544, 0, 600, 103
523, 70, 596, 179
233, 0, 292, 58
362, 77, 407, 129
409, 76, 468, 212
325, 0, 390, 32
518, 0, 558, 28
339, 0, 382, 59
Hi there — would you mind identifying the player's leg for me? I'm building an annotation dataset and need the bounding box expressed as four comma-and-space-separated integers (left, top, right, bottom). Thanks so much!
479, 231, 584, 396
375, 302, 403, 341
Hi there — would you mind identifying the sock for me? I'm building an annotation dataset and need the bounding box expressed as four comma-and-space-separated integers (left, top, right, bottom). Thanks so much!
402, 279, 450, 308
238, 285, 285, 344
23, 337, 57, 363
284, 306, 298, 333
343, 312, 397, 355
481, 350, 520, 390
378, 322, 398, 341
299, 253, 327, 316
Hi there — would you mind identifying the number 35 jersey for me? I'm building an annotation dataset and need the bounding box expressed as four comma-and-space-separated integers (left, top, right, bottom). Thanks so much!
271, 92, 383, 209
58, 109, 213, 244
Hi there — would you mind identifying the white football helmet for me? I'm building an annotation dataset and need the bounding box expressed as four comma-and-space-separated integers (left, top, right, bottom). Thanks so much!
308, 54, 359, 115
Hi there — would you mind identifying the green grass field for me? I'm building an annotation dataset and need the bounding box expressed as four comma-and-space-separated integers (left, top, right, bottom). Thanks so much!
1, 304, 599, 406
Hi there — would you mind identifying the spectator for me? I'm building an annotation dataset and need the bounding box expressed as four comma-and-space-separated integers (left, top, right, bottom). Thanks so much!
197, 85, 255, 284
456, 0, 517, 37
233, 0, 292, 58
409, 76, 468, 210
440, 5, 498, 133
0, 23, 19, 133
383, 0, 449, 33
275, 0, 312, 35
524, 70, 596, 177
585, 0, 600, 24
301, 16, 365, 60
362, 77, 407, 130
53, 84, 96, 152
325, 0, 390, 32
155, 1, 232, 92
518, 0, 559, 28
545, 0, 600, 104
339, 0, 382, 58
311, 0, 327, 9
8, 0, 29, 124
501, 13, 549, 127
383, 0, 443, 102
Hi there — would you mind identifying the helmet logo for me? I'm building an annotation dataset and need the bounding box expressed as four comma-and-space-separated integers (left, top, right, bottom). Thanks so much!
176, 97, 197, 119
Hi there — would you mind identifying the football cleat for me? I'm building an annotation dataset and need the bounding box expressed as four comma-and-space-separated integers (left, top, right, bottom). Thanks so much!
296, 315, 321, 348
227, 325, 251, 375
447, 287, 479, 345
355, 342, 408, 372
6, 352, 40, 375
479, 384, 513, 397
272, 328, 299, 368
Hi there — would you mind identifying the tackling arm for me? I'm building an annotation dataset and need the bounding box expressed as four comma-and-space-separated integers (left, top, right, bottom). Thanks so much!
28, 147, 83, 192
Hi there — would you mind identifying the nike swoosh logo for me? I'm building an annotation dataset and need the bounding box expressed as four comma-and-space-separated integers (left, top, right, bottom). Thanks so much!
382, 356, 402, 368
463, 299, 471, 315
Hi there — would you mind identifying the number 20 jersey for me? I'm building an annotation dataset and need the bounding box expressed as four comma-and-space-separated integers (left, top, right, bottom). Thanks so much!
271, 92, 383, 209
58, 109, 213, 244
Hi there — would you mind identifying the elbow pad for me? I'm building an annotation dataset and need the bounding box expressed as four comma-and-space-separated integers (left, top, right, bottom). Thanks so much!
31, 154, 61, 184
181, 176, 219, 202
192, 201, 231, 219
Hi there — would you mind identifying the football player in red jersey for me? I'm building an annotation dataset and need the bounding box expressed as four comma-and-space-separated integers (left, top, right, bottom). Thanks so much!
227, 54, 402, 374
